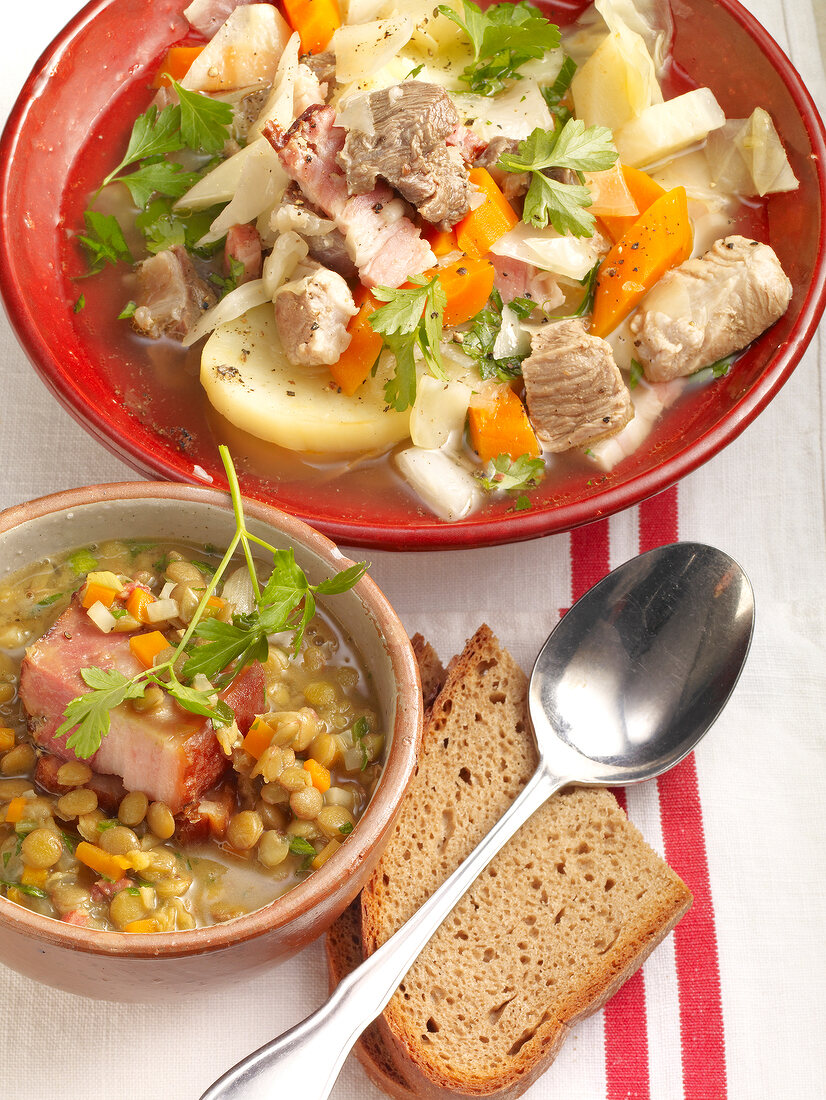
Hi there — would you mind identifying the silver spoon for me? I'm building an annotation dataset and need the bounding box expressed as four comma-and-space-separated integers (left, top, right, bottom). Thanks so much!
201, 542, 754, 1100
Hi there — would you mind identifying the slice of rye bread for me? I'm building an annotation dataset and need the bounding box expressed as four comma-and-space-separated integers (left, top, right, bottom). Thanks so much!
326, 625, 692, 1099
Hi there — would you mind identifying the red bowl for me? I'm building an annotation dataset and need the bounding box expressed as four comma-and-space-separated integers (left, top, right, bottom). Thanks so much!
1, 0, 824, 550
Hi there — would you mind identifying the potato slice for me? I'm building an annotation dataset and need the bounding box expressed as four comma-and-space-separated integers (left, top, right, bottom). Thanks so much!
201, 304, 411, 454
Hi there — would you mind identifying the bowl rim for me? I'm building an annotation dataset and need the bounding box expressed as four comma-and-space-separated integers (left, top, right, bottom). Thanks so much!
0, 480, 423, 957
0, 0, 824, 551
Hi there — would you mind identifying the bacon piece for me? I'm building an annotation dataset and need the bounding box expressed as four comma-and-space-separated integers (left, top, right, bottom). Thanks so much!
63, 910, 90, 927
175, 783, 236, 843
447, 123, 487, 164
91, 877, 132, 902
492, 255, 564, 311
35, 753, 126, 815
264, 106, 435, 288
225, 224, 263, 284
20, 599, 265, 813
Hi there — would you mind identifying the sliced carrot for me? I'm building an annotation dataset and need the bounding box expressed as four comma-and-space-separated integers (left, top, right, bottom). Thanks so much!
0, 729, 15, 752
311, 837, 341, 870
467, 386, 541, 463
422, 225, 457, 257
303, 758, 331, 793
4, 796, 26, 825
126, 588, 155, 624
21, 866, 48, 888
281, 0, 341, 54
455, 168, 519, 258
242, 718, 275, 761
590, 186, 693, 340
431, 255, 495, 327
151, 46, 205, 89
123, 919, 160, 933
328, 287, 383, 397
200, 595, 226, 622
600, 165, 667, 244
75, 841, 130, 882
82, 582, 119, 611
128, 631, 170, 669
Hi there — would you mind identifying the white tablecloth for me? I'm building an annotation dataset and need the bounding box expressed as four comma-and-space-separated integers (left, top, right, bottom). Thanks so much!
1, 3, 825, 1098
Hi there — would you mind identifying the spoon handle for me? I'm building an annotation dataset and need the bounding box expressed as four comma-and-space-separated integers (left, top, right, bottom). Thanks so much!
200, 765, 564, 1100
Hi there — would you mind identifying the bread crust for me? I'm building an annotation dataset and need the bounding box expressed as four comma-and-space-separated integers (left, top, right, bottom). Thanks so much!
326, 626, 692, 1099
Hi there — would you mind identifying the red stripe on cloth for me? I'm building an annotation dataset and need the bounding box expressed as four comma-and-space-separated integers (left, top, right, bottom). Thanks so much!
604, 786, 651, 1100
569, 520, 610, 602
639, 487, 728, 1100
569, 523, 651, 1100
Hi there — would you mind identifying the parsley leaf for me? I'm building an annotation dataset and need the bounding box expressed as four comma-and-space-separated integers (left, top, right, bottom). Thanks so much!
74, 295, 86, 314
118, 301, 138, 320
629, 358, 644, 389
438, 0, 561, 95
116, 161, 200, 210
691, 354, 736, 384
477, 453, 545, 493
510, 493, 533, 512
35, 592, 64, 608
100, 104, 185, 192
77, 211, 133, 273
541, 55, 577, 123
0, 879, 48, 900
209, 257, 246, 298
462, 289, 527, 382
370, 275, 448, 412
56, 668, 147, 759
314, 562, 369, 595
135, 199, 226, 257
339, 822, 354, 835
498, 120, 618, 236
173, 82, 234, 155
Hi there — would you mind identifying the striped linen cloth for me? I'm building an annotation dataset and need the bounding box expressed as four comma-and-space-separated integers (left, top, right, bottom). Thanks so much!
0, 1, 824, 1099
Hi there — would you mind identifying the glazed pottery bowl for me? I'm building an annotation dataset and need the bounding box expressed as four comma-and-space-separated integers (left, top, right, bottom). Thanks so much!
0, 0, 824, 549
0, 483, 422, 1002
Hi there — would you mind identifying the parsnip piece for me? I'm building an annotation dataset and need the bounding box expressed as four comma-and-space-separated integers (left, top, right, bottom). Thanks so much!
614, 88, 725, 168
181, 5, 292, 92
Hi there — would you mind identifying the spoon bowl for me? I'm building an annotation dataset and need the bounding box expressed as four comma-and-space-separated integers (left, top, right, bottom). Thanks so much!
201, 542, 754, 1100
531, 542, 755, 786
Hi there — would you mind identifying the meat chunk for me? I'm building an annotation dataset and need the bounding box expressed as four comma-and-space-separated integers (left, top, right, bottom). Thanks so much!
35, 752, 126, 815
132, 246, 216, 341
175, 783, 235, 843
273, 185, 357, 278
492, 256, 563, 312
225, 223, 263, 284
630, 235, 793, 382
265, 106, 435, 287
274, 261, 358, 367
19, 599, 265, 812
300, 50, 336, 88
521, 319, 634, 452
183, 0, 256, 38
339, 83, 470, 229
446, 123, 486, 164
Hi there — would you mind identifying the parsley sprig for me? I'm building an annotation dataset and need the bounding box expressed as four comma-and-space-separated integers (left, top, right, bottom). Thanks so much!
476, 453, 545, 493
462, 290, 534, 382
541, 55, 577, 124
55, 447, 368, 759
370, 275, 448, 412
438, 0, 561, 95
498, 120, 618, 237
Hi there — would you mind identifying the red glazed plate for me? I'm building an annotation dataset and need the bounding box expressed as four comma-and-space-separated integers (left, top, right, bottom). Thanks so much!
1, 0, 824, 550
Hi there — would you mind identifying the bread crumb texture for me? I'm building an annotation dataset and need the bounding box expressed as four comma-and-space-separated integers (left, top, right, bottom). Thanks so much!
356, 625, 691, 1096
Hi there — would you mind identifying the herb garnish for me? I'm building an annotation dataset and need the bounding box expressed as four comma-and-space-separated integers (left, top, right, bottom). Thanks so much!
74, 295, 86, 314
629, 358, 644, 389
339, 822, 354, 835
369, 275, 448, 412
462, 289, 531, 382
77, 211, 133, 274
498, 120, 618, 237
289, 835, 317, 869
438, 1, 561, 96
541, 55, 577, 124
476, 453, 545, 493
352, 715, 371, 770
118, 301, 138, 321
35, 593, 64, 608
55, 447, 368, 759
209, 257, 246, 299
0, 879, 48, 900
692, 354, 735, 383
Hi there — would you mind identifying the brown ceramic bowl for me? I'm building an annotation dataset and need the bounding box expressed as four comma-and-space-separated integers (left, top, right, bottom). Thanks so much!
0, 483, 422, 1002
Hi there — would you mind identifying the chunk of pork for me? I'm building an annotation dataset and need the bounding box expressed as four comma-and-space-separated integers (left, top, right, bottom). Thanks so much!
521, 319, 634, 452
630, 235, 792, 381
132, 246, 216, 341
274, 261, 358, 367
339, 83, 470, 229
